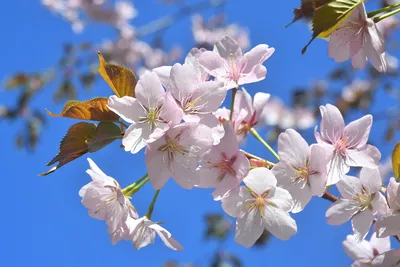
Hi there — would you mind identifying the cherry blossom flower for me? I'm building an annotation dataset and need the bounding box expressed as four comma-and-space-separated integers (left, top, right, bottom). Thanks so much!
222, 168, 297, 247
145, 123, 214, 189
272, 129, 327, 213
199, 35, 275, 89
233, 88, 270, 139
79, 158, 138, 233
343, 234, 391, 267
328, 3, 387, 72
124, 216, 183, 250
197, 123, 250, 200
326, 168, 388, 242
168, 62, 226, 122
108, 71, 182, 154
315, 104, 381, 185
375, 178, 400, 238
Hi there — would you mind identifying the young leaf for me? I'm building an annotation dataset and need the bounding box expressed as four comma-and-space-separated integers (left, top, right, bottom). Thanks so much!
302, 0, 365, 54
87, 122, 122, 152
287, 0, 333, 27
46, 97, 119, 122
97, 52, 137, 98
39, 122, 97, 176
392, 142, 400, 179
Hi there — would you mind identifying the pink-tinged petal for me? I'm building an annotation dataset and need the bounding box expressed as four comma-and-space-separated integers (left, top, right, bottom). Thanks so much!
135, 71, 165, 108
222, 186, 249, 218
232, 151, 251, 180
364, 24, 387, 73
170, 153, 199, 189
343, 235, 374, 261
370, 192, 389, 216
344, 115, 372, 148
122, 123, 149, 154
326, 199, 359, 225
152, 66, 172, 88
309, 144, 328, 196
328, 25, 357, 62
212, 174, 242, 200
242, 44, 275, 74
149, 224, 184, 251
366, 20, 386, 55
352, 209, 374, 242
178, 123, 214, 155
126, 217, 156, 250
282, 183, 312, 213
252, 92, 270, 124
235, 207, 264, 247
244, 168, 277, 194
198, 114, 224, 145
145, 141, 172, 190
375, 214, 400, 238
234, 88, 253, 122
277, 129, 309, 167
108, 95, 144, 123
215, 122, 240, 158
269, 187, 293, 212
319, 104, 345, 144
198, 51, 225, 78
272, 162, 297, 189
370, 249, 400, 267
360, 168, 382, 194
387, 177, 400, 211
192, 80, 226, 113
185, 47, 209, 82
370, 235, 391, 254
337, 175, 362, 199
86, 158, 109, 182
263, 205, 297, 240
327, 153, 350, 186
169, 63, 197, 100
160, 92, 183, 126
348, 145, 381, 169
352, 49, 368, 70
239, 65, 267, 86
215, 35, 243, 60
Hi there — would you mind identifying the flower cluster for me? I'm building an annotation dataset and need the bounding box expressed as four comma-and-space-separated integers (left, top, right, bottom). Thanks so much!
77, 34, 400, 266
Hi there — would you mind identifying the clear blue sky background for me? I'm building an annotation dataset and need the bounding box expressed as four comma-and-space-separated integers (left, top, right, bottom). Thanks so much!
2, 0, 399, 266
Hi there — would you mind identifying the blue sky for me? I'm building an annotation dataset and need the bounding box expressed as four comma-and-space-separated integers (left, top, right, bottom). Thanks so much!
2, 0, 399, 266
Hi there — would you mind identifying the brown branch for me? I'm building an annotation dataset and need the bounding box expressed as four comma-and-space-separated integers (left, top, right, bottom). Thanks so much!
321, 192, 339, 202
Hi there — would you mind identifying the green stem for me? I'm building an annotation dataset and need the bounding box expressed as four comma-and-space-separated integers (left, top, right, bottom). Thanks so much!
249, 128, 280, 161
146, 190, 160, 220
229, 87, 238, 121
373, 6, 400, 23
368, 3, 400, 18
122, 174, 149, 197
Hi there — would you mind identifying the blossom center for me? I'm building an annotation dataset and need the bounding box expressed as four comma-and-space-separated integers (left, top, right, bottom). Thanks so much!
291, 162, 317, 188
353, 186, 372, 211
210, 153, 237, 181
334, 136, 349, 155
138, 106, 163, 130
227, 53, 241, 84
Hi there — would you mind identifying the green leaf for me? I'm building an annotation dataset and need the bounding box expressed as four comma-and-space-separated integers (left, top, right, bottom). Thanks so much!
302, 0, 365, 54
392, 142, 400, 179
39, 122, 121, 176
46, 97, 119, 122
87, 122, 122, 152
97, 52, 137, 98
